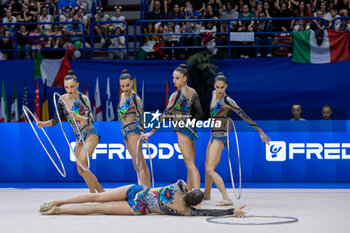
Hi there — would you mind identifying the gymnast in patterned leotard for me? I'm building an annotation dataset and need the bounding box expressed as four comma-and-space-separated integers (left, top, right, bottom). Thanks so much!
143, 64, 203, 191
204, 72, 270, 206
40, 179, 246, 217
36, 70, 104, 193
117, 69, 150, 187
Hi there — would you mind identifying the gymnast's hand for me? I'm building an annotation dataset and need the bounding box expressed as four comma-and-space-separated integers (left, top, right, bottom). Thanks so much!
36, 121, 45, 129
260, 132, 271, 145
67, 110, 78, 120
142, 132, 153, 141
234, 205, 246, 218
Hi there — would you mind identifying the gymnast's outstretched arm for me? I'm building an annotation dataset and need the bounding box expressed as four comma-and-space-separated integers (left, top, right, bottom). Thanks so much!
189, 205, 246, 217
224, 96, 270, 144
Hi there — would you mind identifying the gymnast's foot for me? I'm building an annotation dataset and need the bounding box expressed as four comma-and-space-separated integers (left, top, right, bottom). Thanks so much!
40, 201, 57, 213
41, 206, 60, 215
216, 199, 233, 206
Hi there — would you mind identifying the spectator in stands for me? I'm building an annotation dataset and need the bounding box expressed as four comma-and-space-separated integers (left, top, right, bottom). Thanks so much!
180, 16, 201, 58
2, 8, 17, 34
16, 24, 30, 59
207, 0, 223, 13
315, 1, 332, 21
59, 6, 73, 29
328, 8, 341, 28
76, 0, 88, 12
148, 0, 166, 19
0, 30, 13, 59
76, 6, 89, 29
220, 1, 238, 31
29, 27, 41, 57
47, 24, 64, 48
111, 6, 126, 32
217, 20, 231, 57
163, 21, 181, 59
203, 4, 219, 18
200, 20, 217, 54
58, 0, 75, 14
140, 22, 162, 59
237, 22, 254, 58
17, 3, 37, 31
168, 3, 184, 19
183, 2, 201, 18
293, 1, 312, 30
28, 0, 40, 16
0, 0, 10, 18
322, 104, 332, 120
253, 11, 273, 58
263, 1, 275, 18
66, 14, 84, 45
108, 27, 125, 60
45, 0, 57, 17
238, 5, 254, 31
273, 2, 295, 31
94, 7, 110, 44
38, 5, 54, 34
312, 10, 326, 29
290, 104, 306, 120
10, 0, 23, 17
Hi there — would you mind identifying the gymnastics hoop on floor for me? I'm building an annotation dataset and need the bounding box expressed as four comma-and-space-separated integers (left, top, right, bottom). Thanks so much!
53, 92, 90, 171
226, 118, 242, 200
206, 215, 299, 225
22, 105, 66, 177
136, 136, 155, 188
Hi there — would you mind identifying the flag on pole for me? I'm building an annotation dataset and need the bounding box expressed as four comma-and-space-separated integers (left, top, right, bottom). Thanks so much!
34, 79, 41, 121
0, 80, 9, 122
85, 78, 89, 97
93, 77, 103, 121
20, 80, 28, 122
42, 79, 49, 121
118, 85, 122, 100
292, 29, 350, 64
142, 79, 144, 107
165, 77, 169, 108
133, 78, 137, 94
106, 77, 115, 121
34, 52, 71, 87
10, 80, 19, 122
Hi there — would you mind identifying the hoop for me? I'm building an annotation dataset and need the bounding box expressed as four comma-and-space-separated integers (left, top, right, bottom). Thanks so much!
206, 215, 299, 225
226, 118, 242, 200
136, 136, 155, 188
53, 92, 90, 171
22, 105, 66, 177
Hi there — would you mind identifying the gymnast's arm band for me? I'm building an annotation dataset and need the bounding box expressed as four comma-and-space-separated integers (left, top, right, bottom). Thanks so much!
189, 208, 235, 216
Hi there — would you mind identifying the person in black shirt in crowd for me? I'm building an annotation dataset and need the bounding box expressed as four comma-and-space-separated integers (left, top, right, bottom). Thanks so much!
273, 2, 295, 31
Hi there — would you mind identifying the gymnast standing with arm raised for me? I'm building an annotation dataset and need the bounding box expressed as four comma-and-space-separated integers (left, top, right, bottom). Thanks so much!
117, 69, 151, 187
36, 70, 104, 193
204, 72, 270, 206
143, 64, 204, 191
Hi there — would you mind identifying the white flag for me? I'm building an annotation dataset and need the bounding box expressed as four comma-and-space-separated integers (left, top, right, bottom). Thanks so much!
10, 80, 19, 122
93, 77, 103, 121
106, 77, 115, 121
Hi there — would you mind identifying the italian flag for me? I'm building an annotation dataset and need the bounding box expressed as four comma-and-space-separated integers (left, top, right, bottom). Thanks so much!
34, 52, 71, 87
292, 29, 350, 64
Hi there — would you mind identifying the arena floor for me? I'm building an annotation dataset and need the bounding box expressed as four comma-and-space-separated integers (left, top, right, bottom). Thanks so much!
0, 187, 349, 233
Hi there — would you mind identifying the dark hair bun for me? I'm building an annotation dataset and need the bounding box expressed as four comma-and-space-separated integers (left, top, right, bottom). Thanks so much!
121, 69, 129, 74
179, 64, 187, 69
67, 70, 74, 75
184, 190, 204, 206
